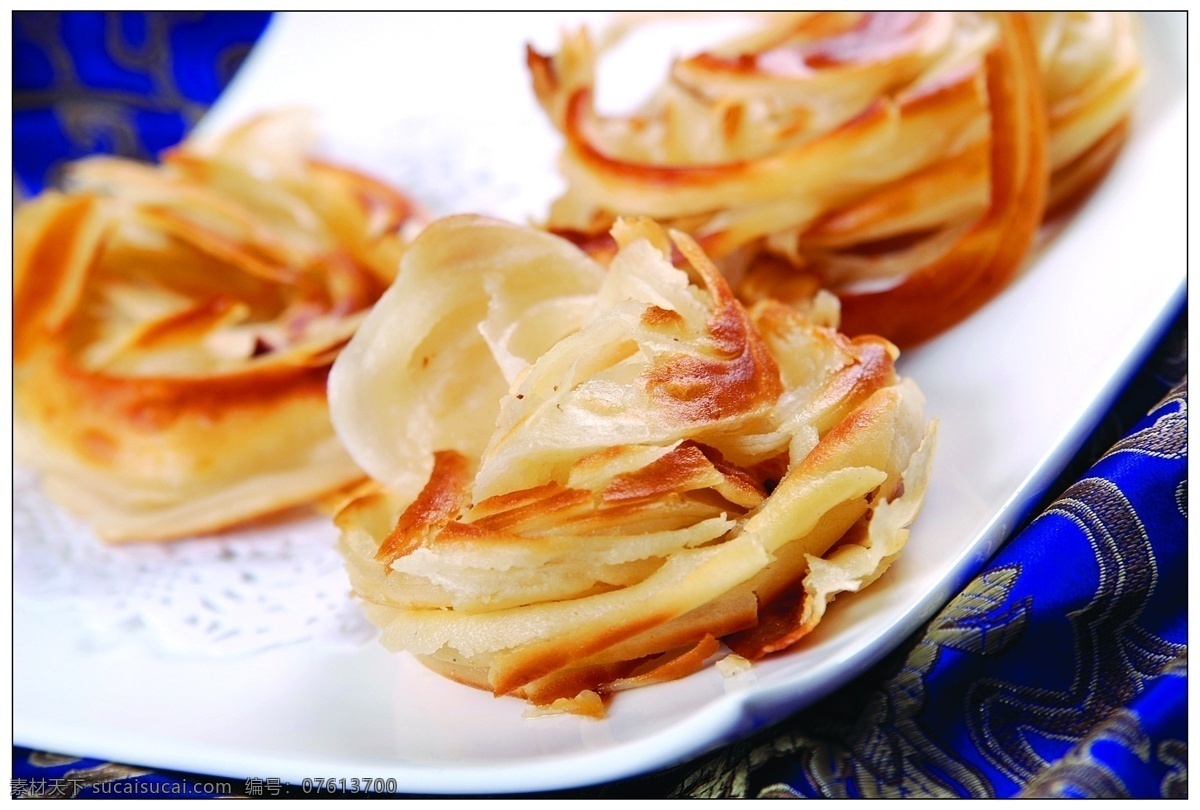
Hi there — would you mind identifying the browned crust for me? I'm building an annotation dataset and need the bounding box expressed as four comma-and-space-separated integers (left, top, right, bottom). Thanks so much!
526, 43, 559, 115
606, 634, 721, 692
335, 211, 932, 712
14, 120, 418, 541
376, 450, 472, 565
14, 194, 103, 363
725, 589, 809, 658
520, 660, 643, 705
640, 305, 686, 329
566, 89, 754, 186
490, 607, 681, 696
641, 232, 784, 423
38, 346, 332, 433
470, 485, 593, 533
837, 12, 1049, 346
686, 13, 922, 75
534, 13, 1130, 348
601, 443, 724, 503
310, 160, 418, 236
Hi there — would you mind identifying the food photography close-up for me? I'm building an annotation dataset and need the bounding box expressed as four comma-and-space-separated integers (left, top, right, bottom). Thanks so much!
10, 11, 1186, 800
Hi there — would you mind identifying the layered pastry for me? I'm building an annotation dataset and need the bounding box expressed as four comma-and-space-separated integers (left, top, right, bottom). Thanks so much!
529, 12, 1141, 345
331, 215, 935, 715
13, 112, 418, 542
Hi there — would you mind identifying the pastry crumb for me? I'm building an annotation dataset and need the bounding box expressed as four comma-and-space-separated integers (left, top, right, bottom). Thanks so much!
716, 654, 752, 678
524, 689, 606, 719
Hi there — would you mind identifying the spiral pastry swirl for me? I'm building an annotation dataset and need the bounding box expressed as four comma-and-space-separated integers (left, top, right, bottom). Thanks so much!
14, 112, 418, 542
331, 216, 935, 714
530, 12, 1141, 345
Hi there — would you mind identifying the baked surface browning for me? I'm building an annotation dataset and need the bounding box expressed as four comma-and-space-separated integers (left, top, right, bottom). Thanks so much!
13, 112, 418, 542
529, 12, 1142, 346
332, 215, 936, 714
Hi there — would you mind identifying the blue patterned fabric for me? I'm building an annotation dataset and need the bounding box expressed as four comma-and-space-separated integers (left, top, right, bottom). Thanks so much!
12, 11, 271, 198
548, 330, 1186, 800
10, 750, 236, 799
10, 11, 1187, 800
742, 381, 1188, 799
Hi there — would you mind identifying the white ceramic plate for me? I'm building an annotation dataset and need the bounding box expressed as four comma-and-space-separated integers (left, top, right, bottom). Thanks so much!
13, 12, 1186, 795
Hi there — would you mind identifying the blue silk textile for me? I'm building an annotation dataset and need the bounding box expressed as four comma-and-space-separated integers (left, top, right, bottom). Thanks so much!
658, 374, 1188, 799
13, 11, 271, 198
10, 11, 1187, 801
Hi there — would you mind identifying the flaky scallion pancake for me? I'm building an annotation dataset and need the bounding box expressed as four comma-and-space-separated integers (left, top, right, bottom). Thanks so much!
330, 215, 936, 715
529, 12, 1141, 346
14, 111, 419, 542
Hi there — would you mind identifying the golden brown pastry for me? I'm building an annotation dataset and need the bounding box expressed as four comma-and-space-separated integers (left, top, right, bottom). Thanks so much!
13, 111, 418, 542
529, 12, 1141, 346
330, 215, 935, 715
